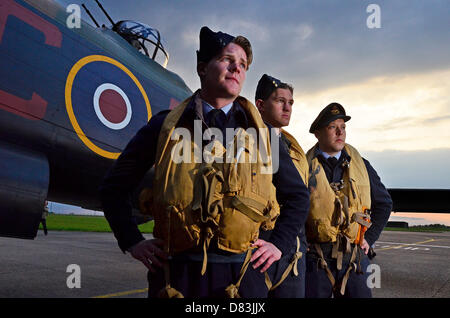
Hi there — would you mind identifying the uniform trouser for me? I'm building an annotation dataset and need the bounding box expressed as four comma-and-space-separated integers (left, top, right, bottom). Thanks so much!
266, 235, 307, 298
147, 257, 268, 298
305, 242, 372, 298
41, 219, 47, 235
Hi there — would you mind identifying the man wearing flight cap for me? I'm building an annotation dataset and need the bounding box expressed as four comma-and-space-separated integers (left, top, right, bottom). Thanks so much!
100, 26, 308, 298
254, 74, 309, 297
305, 102, 392, 298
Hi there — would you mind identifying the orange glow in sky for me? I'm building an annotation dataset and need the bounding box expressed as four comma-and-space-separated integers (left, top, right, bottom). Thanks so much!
389, 212, 450, 226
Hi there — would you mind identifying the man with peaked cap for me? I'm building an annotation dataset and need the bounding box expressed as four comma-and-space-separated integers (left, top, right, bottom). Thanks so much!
305, 102, 392, 298
99, 27, 309, 298
254, 74, 309, 297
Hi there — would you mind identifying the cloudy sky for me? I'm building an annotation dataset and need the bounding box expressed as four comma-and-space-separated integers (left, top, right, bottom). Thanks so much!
57, 0, 450, 188
53, 0, 450, 220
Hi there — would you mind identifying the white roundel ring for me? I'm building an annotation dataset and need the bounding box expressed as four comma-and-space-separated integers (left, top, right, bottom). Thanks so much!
93, 83, 132, 130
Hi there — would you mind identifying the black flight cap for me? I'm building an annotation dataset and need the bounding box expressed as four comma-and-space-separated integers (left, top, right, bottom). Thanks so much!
197, 26, 235, 63
255, 74, 283, 101
196, 26, 252, 68
309, 102, 351, 133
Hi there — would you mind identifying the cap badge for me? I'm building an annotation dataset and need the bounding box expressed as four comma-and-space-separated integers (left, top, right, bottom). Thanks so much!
331, 106, 340, 115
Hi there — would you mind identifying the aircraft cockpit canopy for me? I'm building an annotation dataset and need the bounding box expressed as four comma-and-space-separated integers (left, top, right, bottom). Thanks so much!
114, 20, 169, 68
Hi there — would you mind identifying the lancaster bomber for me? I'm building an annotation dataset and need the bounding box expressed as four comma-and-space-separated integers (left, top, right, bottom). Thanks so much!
0, 0, 191, 239
0, 0, 448, 241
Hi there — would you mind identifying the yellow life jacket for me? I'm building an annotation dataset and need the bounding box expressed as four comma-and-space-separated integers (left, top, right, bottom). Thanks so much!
152, 94, 280, 256
305, 143, 371, 244
281, 129, 309, 186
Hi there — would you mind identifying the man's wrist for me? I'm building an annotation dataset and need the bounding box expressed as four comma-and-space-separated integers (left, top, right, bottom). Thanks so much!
126, 240, 142, 253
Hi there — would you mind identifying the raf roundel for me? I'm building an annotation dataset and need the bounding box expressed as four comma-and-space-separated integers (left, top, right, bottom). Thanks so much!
65, 55, 151, 159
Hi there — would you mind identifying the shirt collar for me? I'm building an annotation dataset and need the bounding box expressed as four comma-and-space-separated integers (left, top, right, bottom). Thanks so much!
202, 100, 233, 116
318, 147, 342, 160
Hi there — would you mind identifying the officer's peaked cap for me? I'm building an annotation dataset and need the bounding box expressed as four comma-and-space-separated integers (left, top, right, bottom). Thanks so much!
309, 102, 351, 133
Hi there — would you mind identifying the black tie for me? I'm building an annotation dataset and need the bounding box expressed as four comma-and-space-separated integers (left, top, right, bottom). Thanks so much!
327, 156, 338, 167
207, 109, 226, 131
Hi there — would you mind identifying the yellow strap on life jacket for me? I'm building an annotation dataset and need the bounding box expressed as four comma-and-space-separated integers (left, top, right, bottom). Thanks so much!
314, 241, 362, 297
337, 244, 358, 296
231, 195, 270, 223
264, 236, 303, 291
157, 206, 184, 298
331, 234, 351, 271
156, 262, 184, 298
225, 248, 254, 298
314, 243, 336, 288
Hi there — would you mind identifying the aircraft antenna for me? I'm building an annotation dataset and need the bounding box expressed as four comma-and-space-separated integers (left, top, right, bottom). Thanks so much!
81, 4, 100, 28
94, 0, 116, 26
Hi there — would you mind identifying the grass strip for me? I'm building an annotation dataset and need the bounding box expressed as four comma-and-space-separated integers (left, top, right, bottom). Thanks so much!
39, 215, 450, 234
39, 214, 153, 233
384, 224, 450, 233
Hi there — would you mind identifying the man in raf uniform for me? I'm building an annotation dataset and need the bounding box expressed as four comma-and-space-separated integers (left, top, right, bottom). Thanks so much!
100, 27, 309, 298
254, 74, 309, 297
305, 102, 392, 298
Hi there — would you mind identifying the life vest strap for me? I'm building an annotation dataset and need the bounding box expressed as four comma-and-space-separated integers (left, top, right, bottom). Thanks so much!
157, 206, 184, 298
337, 244, 358, 296
314, 243, 336, 288
200, 227, 214, 275
264, 236, 303, 291
156, 262, 184, 298
225, 248, 254, 298
314, 238, 364, 296
332, 234, 350, 270
231, 195, 270, 223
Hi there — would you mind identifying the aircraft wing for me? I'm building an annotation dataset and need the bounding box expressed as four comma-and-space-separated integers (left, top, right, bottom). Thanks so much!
388, 188, 450, 213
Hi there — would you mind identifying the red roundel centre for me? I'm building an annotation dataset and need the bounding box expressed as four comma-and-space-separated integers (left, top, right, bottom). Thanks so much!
99, 89, 127, 124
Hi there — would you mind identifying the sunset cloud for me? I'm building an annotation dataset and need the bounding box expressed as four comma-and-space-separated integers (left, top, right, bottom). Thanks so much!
287, 68, 450, 152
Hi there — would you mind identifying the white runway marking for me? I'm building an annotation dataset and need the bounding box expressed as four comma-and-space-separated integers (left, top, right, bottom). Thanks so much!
376, 241, 450, 249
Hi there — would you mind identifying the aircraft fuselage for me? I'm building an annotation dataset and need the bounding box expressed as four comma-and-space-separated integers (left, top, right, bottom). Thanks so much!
0, 0, 192, 238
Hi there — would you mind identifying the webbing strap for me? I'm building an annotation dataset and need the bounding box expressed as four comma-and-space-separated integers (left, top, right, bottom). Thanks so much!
332, 234, 351, 271
156, 262, 184, 298
157, 206, 184, 298
314, 243, 336, 288
342, 195, 350, 228
265, 236, 303, 291
332, 235, 343, 270
331, 197, 343, 227
292, 237, 302, 277
225, 249, 254, 298
193, 165, 224, 223
338, 244, 358, 296
231, 195, 269, 222
201, 239, 208, 275
264, 272, 272, 290
200, 227, 214, 275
